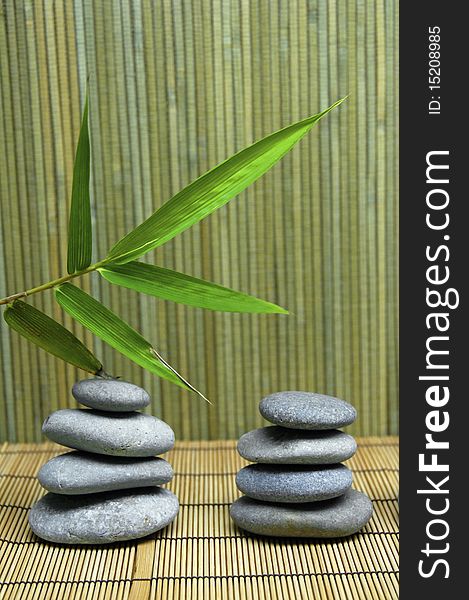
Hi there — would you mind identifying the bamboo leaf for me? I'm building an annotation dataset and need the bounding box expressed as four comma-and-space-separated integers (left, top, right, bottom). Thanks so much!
54, 283, 207, 400
106, 99, 345, 264
4, 301, 102, 374
67, 92, 92, 274
99, 261, 288, 313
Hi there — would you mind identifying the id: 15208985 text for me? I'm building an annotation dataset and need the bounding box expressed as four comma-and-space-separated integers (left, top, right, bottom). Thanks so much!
428, 26, 441, 115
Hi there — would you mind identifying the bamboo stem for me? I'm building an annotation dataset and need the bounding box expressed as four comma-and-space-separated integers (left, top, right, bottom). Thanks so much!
0, 260, 108, 306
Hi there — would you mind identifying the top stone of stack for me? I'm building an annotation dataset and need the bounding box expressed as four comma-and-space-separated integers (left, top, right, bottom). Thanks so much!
259, 391, 356, 430
72, 379, 150, 412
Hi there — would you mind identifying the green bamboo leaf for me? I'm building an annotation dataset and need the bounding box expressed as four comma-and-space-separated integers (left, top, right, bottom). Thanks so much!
55, 283, 208, 400
99, 261, 288, 314
67, 92, 92, 274
4, 300, 102, 374
106, 99, 346, 264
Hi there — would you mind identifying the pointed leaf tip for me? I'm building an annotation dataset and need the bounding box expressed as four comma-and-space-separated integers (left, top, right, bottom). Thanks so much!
106, 99, 345, 264
99, 262, 288, 314
55, 283, 206, 396
149, 347, 211, 403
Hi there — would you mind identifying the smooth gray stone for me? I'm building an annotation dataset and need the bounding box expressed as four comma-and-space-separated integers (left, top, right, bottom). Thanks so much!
29, 487, 179, 544
230, 489, 373, 537
38, 451, 173, 495
259, 391, 357, 430
236, 464, 352, 503
43, 409, 174, 457
72, 379, 150, 412
237, 427, 357, 464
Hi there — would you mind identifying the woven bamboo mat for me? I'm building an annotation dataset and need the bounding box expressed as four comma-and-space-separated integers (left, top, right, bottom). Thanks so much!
0, 437, 398, 599
0, 0, 399, 442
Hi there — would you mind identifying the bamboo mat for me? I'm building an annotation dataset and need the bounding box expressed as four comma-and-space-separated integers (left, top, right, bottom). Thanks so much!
0, 437, 398, 599
0, 0, 399, 442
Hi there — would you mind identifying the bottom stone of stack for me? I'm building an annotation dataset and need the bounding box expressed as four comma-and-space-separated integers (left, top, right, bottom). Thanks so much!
230, 489, 372, 538
29, 487, 179, 544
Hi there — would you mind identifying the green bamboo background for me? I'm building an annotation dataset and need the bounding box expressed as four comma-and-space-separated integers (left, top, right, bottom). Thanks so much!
0, 0, 398, 442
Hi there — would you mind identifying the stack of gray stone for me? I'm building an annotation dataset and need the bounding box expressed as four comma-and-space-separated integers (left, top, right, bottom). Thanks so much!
230, 391, 373, 537
29, 379, 179, 544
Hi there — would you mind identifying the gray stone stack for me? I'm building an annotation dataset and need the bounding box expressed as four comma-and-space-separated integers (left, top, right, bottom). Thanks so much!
29, 379, 179, 544
230, 391, 373, 537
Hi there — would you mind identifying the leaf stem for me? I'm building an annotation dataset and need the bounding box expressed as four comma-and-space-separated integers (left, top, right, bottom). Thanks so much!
0, 260, 108, 306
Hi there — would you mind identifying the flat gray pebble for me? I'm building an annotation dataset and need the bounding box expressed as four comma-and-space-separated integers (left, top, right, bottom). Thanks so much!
29, 487, 179, 544
72, 379, 150, 412
259, 391, 357, 430
236, 464, 352, 503
43, 409, 174, 457
237, 426, 357, 464
230, 489, 373, 537
38, 451, 173, 495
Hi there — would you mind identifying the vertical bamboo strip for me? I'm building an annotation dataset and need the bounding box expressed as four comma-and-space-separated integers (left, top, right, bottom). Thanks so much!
178, 0, 203, 437
0, 85, 15, 440
110, 0, 133, 379
1, 1, 31, 441
365, 0, 378, 434
375, 0, 387, 434
346, 0, 361, 436
245, 0, 263, 428
189, 0, 210, 439
337, 0, 351, 406
152, 0, 180, 428
355, 0, 370, 437
24, 0, 57, 437
226, 0, 242, 439
297, 0, 312, 396
306, 0, 326, 395
317, 2, 334, 392
239, 0, 258, 430
73, 0, 104, 367
386, 0, 399, 434
13, 3, 41, 441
